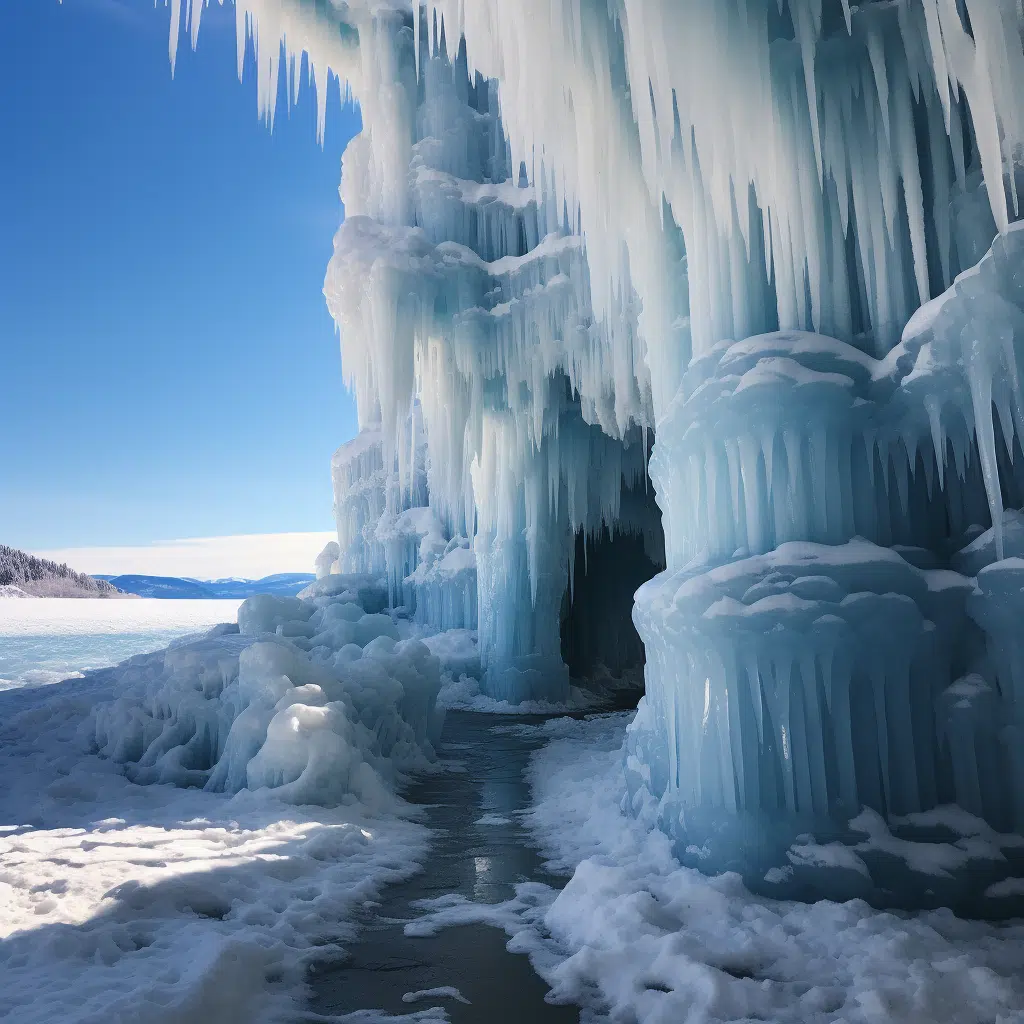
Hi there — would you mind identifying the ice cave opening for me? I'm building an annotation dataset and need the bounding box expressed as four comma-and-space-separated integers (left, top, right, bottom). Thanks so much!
560, 444, 664, 686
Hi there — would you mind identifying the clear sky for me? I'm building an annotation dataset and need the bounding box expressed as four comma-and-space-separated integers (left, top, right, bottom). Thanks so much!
0, 0, 361, 565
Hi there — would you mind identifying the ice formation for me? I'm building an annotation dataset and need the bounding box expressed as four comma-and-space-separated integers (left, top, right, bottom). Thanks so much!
86, 576, 444, 809
158, 0, 1024, 906
628, 222, 1024, 905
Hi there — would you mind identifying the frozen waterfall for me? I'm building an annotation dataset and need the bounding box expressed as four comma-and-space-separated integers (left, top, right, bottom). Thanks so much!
163, 0, 1024, 911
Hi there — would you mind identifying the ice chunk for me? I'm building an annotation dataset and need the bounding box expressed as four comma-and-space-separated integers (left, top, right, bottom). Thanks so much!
315, 540, 340, 579
86, 578, 444, 806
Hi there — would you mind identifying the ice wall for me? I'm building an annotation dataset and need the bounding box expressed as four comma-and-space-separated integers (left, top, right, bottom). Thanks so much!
164, 0, 1024, 905
311, 5, 662, 699
179, 0, 1024, 675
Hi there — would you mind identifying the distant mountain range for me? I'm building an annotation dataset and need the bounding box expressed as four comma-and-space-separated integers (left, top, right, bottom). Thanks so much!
91, 573, 316, 599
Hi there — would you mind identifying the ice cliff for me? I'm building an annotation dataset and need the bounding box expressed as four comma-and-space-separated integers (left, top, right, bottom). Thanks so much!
159, 0, 1024, 909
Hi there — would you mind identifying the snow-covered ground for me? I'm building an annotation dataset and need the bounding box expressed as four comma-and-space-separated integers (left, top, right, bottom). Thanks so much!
0, 593, 432, 1023
411, 715, 1024, 1024
5, 597, 1023, 1023
0, 597, 243, 689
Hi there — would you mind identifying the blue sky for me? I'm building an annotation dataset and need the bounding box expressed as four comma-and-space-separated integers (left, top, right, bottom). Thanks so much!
1, 0, 361, 556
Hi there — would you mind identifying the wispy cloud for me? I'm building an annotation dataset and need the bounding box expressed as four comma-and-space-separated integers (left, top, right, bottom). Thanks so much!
33, 531, 336, 580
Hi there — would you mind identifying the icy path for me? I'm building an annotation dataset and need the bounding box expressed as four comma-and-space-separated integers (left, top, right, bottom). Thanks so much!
388, 712, 1024, 1022
307, 709, 583, 1023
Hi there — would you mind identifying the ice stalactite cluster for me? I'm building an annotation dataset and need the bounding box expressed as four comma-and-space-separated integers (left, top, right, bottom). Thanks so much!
423, 0, 1024, 378
163, 0, 1024, 907
311, 6, 663, 699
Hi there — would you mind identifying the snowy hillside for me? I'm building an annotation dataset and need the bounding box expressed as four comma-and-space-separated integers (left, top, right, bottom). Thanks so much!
0, 545, 126, 599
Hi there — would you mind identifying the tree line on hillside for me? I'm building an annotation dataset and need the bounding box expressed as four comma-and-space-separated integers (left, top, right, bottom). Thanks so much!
0, 544, 121, 597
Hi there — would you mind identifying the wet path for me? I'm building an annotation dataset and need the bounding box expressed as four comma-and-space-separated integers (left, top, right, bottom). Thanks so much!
308, 710, 580, 1022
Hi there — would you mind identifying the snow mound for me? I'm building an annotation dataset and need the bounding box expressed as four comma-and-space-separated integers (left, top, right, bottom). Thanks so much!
85, 576, 444, 809
528, 715, 1024, 1024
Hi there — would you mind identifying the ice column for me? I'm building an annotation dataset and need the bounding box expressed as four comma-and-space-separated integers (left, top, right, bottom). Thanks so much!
316, 9, 663, 699
628, 221, 1024, 904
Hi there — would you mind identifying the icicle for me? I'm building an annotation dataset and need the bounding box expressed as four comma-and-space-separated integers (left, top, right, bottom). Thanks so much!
770, 657, 797, 814
925, 395, 946, 491
866, 25, 891, 145
863, 430, 878, 492
415, 2, 421, 81
168, 0, 182, 75
738, 435, 765, 555
870, 655, 893, 814
891, 442, 910, 520
799, 651, 828, 814
782, 429, 805, 540
966, 326, 1007, 559
996, 392, 1017, 467
809, 425, 830, 538
745, 651, 764, 747
922, 436, 936, 499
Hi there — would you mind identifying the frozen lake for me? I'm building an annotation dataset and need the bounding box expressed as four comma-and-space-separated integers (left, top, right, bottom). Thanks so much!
0, 598, 242, 690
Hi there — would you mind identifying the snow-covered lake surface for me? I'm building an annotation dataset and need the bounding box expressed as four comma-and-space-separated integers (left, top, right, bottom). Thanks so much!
0, 598, 242, 690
